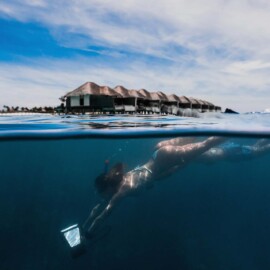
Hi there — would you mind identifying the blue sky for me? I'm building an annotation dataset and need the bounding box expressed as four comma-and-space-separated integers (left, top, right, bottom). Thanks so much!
1, 0, 270, 112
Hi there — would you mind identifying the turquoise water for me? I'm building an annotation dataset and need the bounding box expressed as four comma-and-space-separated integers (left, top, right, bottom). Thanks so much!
1, 113, 270, 270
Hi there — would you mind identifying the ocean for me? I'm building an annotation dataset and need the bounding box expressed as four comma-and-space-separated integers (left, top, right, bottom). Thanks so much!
1, 113, 270, 270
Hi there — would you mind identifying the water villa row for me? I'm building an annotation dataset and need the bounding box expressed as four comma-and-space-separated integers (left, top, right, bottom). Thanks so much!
61, 82, 221, 115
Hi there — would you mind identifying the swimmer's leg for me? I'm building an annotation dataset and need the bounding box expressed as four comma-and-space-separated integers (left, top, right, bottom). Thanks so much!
86, 187, 127, 236
197, 147, 225, 164
158, 137, 226, 160
152, 137, 226, 176
252, 142, 270, 157
155, 137, 198, 150
82, 202, 106, 231
254, 139, 270, 148
86, 203, 114, 237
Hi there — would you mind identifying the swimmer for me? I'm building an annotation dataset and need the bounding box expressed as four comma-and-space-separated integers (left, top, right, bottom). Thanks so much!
83, 136, 229, 236
61, 136, 269, 253
83, 137, 270, 237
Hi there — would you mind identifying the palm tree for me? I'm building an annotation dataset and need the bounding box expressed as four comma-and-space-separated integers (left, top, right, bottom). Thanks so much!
3, 105, 11, 112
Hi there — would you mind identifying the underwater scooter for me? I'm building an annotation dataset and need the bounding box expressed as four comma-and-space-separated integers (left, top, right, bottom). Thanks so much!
61, 224, 86, 257
61, 160, 111, 257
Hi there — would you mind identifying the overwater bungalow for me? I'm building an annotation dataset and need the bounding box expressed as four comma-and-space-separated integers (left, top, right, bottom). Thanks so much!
205, 101, 215, 112
189, 97, 202, 112
178, 96, 192, 109
128, 90, 146, 113
114, 86, 136, 113
63, 82, 221, 115
167, 94, 181, 115
215, 106, 222, 112
139, 89, 158, 113
160, 90, 180, 114
152, 91, 172, 114
65, 82, 97, 113
149, 92, 165, 113
65, 82, 121, 113
99, 86, 121, 112
196, 100, 208, 112
198, 100, 210, 112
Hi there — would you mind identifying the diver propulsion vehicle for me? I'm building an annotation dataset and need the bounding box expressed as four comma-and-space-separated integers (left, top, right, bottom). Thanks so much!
61, 224, 86, 257
61, 161, 121, 257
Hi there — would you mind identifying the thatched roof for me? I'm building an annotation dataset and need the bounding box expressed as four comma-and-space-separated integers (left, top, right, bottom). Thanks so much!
204, 100, 215, 107
196, 99, 205, 105
189, 97, 201, 105
198, 99, 208, 105
65, 82, 100, 97
168, 94, 180, 102
156, 91, 169, 101
64, 82, 219, 109
99, 86, 121, 97
178, 96, 190, 104
114, 85, 131, 98
149, 92, 169, 101
199, 100, 213, 107
149, 92, 162, 101
138, 89, 152, 99
65, 82, 120, 97
128, 90, 145, 99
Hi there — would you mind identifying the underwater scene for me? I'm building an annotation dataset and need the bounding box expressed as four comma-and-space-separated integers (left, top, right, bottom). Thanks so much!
1, 113, 270, 270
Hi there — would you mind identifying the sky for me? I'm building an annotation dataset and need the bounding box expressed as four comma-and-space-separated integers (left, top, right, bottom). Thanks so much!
1, 0, 270, 112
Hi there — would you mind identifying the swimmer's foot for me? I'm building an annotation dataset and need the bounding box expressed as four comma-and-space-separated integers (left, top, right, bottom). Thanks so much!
254, 139, 270, 148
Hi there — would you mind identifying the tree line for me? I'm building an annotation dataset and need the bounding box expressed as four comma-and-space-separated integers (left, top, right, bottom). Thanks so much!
1, 103, 65, 114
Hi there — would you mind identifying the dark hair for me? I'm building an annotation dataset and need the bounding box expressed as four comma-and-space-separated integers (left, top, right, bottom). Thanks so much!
95, 163, 124, 197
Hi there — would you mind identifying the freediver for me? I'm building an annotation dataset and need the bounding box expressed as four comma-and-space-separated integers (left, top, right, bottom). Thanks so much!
83, 137, 224, 236
82, 137, 270, 238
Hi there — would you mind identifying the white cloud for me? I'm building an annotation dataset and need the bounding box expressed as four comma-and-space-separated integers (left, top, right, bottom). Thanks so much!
1, 57, 270, 112
24, 0, 46, 7
225, 60, 270, 75
1, 0, 270, 112
2, 0, 270, 58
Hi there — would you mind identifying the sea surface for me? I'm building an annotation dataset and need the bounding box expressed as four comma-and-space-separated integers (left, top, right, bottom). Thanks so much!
1, 112, 270, 270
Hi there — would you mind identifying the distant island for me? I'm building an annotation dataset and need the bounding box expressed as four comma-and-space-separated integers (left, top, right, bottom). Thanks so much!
1, 104, 65, 114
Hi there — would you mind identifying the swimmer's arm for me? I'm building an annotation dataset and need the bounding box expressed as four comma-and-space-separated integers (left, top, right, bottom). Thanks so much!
86, 186, 127, 235
82, 203, 103, 231
90, 203, 102, 219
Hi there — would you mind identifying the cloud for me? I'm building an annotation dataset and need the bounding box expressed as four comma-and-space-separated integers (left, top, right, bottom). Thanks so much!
1, 56, 270, 112
225, 60, 270, 75
24, 0, 46, 7
1, 0, 270, 112
2, 0, 270, 59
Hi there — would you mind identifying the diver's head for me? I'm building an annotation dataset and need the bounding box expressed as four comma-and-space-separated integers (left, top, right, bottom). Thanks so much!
95, 163, 124, 197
